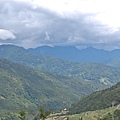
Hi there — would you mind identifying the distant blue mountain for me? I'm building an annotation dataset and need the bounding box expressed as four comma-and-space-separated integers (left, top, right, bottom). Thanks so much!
1, 44, 120, 67
28, 46, 120, 63
28, 46, 80, 61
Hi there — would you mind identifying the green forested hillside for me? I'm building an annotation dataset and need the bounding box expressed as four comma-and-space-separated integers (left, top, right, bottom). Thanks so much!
36, 59, 120, 86
1, 45, 120, 114
0, 44, 42, 67
69, 82, 120, 114
0, 59, 107, 114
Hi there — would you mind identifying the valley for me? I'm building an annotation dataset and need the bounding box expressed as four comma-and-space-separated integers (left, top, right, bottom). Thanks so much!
1, 0, 120, 119
0, 45, 120, 119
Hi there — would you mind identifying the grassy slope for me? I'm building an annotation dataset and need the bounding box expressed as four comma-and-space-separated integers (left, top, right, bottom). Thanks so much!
68, 104, 120, 120
42, 104, 120, 120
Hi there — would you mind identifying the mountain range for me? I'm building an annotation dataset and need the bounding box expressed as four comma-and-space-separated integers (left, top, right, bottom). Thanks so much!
1, 44, 120, 67
28, 45, 120, 67
1, 45, 120, 86
1, 44, 120, 115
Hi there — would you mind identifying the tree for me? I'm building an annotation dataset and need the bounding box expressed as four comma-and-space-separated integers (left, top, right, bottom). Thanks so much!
18, 110, 26, 120
114, 109, 120, 120
37, 105, 51, 120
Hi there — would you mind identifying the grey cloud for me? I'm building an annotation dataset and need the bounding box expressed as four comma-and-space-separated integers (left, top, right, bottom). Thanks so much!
0, 0, 120, 50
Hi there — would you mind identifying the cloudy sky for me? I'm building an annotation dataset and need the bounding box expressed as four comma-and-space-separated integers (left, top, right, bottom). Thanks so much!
0, 0, 120, 50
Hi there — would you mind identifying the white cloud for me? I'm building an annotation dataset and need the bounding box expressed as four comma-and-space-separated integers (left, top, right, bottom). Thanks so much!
0, 0, 120, 50
45, 31, 50, 40
18, 0, 120, 29
0, 29, 16, 40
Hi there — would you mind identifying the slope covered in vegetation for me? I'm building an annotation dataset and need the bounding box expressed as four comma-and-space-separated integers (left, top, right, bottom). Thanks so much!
68, 104, 120, 120
1, 45, 120, 87
0, 59, 107, 114
69, 82, 120, 114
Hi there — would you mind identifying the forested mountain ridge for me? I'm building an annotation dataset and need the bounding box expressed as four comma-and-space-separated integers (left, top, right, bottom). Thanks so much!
1, 45, 120, 87
68, 104, 120, 120
0, 44, 40, 66
0, 59, 107, 114
69, 82, 120, 114
0, 58, 76, 112
36, 61, 120, 86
